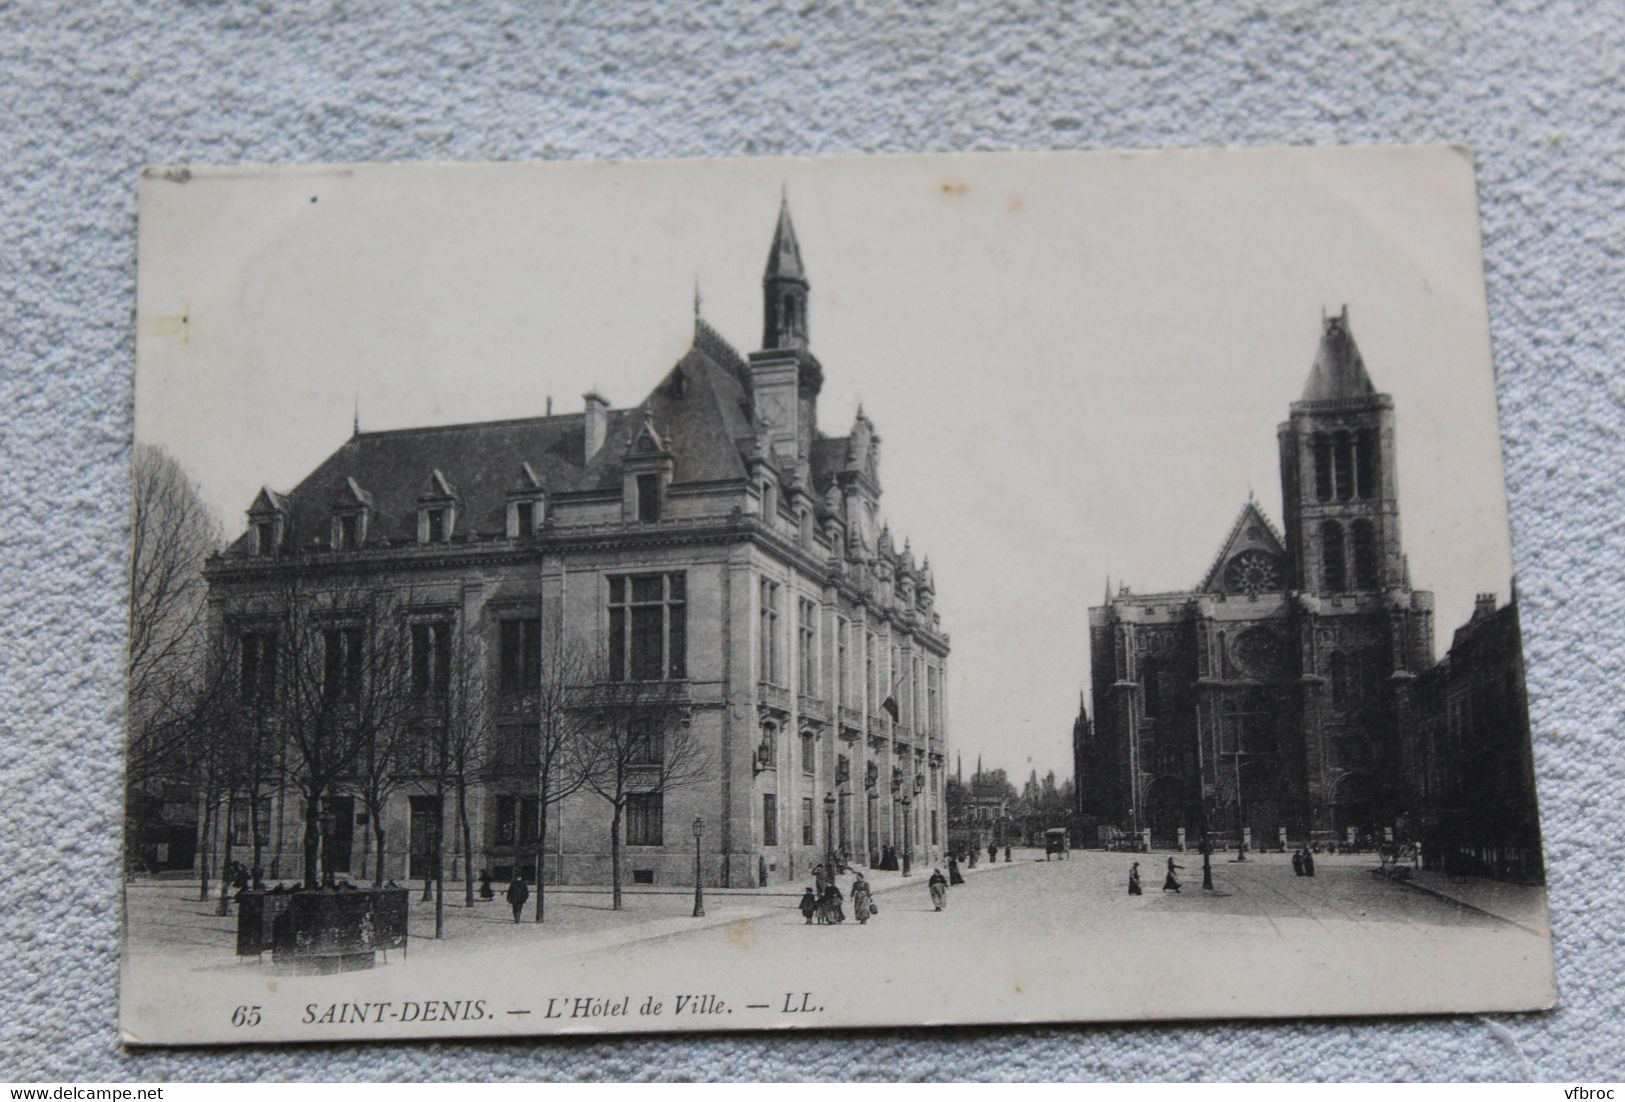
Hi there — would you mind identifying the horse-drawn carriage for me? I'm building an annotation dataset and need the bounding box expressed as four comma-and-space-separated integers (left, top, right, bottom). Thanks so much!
1044, 827, 1070, 860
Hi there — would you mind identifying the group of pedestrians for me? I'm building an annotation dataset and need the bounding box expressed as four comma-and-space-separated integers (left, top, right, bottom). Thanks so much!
800, 869, 877, 925
1126, 856, 1186, 895
800, 851, 976, 924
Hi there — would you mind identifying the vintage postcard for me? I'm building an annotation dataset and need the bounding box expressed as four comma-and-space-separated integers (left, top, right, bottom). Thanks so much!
123, 146, 1554, 1046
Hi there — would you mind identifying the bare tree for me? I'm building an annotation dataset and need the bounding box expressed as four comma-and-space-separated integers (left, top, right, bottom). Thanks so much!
442, 624, 495, 922
126, 444, 223, 877
574, 674, 710, 911
529, 628, 596, 922
235, 567, 408, 889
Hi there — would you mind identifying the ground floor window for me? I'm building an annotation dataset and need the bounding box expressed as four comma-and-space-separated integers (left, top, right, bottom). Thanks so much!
626, 793, 663, 846
495, 794, 540, 845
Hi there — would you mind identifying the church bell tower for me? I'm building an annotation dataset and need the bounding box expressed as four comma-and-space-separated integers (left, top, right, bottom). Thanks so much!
1277, 307, 1406, 596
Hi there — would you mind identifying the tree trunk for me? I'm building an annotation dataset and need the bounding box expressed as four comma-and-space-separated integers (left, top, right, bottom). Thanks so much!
533, 817, 548, 923
458, 778, 473, 908
610, 804, 623, 911
216, 791, 236, 916
302, 791, 322, 890
373, 818, 387, 887
433, 782, 445, 938
196, 781, 215, 901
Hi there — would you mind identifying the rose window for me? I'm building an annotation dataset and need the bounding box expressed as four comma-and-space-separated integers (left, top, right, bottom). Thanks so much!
1224, 550, 1281, 595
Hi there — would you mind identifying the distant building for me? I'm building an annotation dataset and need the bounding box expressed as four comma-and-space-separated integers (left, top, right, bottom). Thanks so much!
1087, 308, 1537, 867
201, 199, 951, 889
1409, 592, 1542, 879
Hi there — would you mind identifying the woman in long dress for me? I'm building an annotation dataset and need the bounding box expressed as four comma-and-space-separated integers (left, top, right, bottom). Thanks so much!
850, 874, 873, 924
928, 868, 949, 911
1163, 856, 1183, 893
1128, 861, 1143, 895
947, 855, 965, 885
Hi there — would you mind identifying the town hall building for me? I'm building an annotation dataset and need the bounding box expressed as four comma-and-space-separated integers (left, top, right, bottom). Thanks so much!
201, 198, 951, 890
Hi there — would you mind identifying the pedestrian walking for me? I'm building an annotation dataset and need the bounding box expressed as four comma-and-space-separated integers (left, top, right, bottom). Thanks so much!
821, 881, 845, 924
1303, 850, 1316, 877
1291, 850, 1305, 877
1128, 861, 1143, 895
988, 842, 998, 865
505, 875, 529, 923
948, 855, 964, 885
799, 887, 818, 925
1004, 844, 1012, 863
1163, 856, 1183, 893
851, 874, 874, 925
479, 869, 494, 900
928, 868, 948, 911
813, 863, 828, 899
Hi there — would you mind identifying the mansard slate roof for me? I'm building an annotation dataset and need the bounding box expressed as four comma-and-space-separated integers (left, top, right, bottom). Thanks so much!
1299, 306, 1376, 402
228, 324, 782, 554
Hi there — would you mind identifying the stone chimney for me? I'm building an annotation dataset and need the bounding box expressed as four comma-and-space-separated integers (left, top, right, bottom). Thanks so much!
1473, 592, 1497, 620
584, 391, 608, 463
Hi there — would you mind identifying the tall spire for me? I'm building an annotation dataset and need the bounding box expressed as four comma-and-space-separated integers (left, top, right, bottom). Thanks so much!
1300, 305, 1376, 401
762, 190, 809, 349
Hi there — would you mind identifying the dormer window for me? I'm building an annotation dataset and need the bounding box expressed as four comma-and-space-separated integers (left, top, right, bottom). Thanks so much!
256, 521, 276, 557
415, 469, 458, 545
426, 508, 446, 543
507, 496, 544, 538
636, 473, 661, 523
330, 511, 367, 551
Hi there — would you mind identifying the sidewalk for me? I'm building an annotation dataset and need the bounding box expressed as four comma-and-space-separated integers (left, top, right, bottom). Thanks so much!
1372, 866, 1549, 934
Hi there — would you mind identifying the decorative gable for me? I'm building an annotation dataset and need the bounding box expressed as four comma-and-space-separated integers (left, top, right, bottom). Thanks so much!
1198, 500, 1288, 596
329, 477, 374, 551
506, 463, 545, 538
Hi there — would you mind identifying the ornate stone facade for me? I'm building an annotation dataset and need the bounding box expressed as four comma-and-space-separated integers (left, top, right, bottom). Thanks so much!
201, 199, 950, 888
1087, 309, 1437, 848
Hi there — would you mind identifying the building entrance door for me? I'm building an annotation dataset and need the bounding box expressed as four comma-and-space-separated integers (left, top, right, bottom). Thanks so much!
325, 795, 355, 874
409, 795, 441, 880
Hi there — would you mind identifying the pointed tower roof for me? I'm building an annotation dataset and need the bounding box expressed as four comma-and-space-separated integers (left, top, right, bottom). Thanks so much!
764, 192, 807, 284
1301, 305, 1376, 402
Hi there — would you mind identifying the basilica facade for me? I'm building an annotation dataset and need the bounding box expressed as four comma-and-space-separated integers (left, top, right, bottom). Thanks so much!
201, 199, 950, 889
1086, 309, 1438, 849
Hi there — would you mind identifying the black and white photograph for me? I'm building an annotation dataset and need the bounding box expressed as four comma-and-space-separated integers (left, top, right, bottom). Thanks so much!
122, 146, 1554, 1046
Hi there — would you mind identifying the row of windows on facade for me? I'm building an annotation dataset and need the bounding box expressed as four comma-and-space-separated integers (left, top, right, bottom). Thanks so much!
1135, 648, 1379, 721
758, 792, 941, 849
251, 475, 674, 558
237, 570, 943, 740
1310, 430, 1381, 503
757, 578, 943, 733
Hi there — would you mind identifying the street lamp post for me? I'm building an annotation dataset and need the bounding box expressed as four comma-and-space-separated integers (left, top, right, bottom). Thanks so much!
823, 792, 837, 875
901, 794, 913, 876
691, 816, 705, 918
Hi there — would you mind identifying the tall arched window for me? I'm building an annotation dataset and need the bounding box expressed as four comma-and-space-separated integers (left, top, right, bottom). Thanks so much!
1351, 520, 1378, 589
1333, 432, 1355, 500
1355, 428, 1378, 498
1142, 657, 1162, 719
1329, 651, 1348, 710
1321, 520, 1346, 592
1313, 433, 1333, 502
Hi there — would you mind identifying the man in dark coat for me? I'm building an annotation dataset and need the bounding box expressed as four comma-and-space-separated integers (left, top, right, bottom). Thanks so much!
1129, 861, 1143, 895
1303, 850, 1316, 877
1292, 850, 1305, 877
988, 842, 998, 865
505, 875, 529, 923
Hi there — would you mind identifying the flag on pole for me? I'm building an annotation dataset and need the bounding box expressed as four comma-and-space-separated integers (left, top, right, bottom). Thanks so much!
881, 695, 900, 722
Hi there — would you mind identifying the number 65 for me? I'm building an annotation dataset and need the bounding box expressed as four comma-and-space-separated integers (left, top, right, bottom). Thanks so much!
231, 1005, 262, 1027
